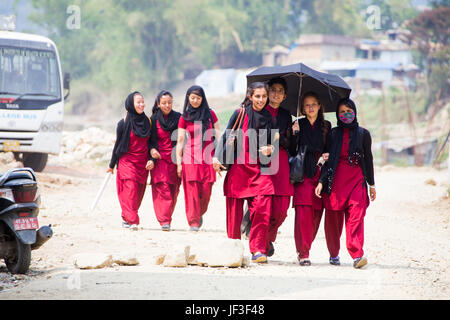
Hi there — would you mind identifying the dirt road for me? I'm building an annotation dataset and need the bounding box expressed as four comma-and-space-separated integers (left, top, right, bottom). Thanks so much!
0, 161, 448, 300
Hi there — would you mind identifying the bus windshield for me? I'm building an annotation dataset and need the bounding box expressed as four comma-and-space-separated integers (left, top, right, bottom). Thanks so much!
0, 46, 61, 100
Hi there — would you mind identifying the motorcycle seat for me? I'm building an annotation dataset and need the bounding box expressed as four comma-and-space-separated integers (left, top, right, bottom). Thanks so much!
0, 172, 34, 185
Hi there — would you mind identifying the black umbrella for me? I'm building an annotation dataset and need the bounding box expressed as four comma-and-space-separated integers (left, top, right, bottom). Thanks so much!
246, 62, 352, 115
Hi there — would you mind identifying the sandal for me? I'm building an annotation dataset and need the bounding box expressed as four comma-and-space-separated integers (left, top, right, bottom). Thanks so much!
298, 258, 311, 266
353, 257, 368, 269
251, 252, 267, 263
329, 256, 341, 266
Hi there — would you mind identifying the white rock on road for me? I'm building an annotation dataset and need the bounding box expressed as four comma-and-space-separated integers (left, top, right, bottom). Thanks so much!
73, 253, 113, 270
163, 245, 190, 267
189, 238, 245, 268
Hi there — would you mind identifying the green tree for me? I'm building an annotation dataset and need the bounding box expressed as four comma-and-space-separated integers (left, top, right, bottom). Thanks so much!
403, 7, 450, 101
299, 0, 370, 37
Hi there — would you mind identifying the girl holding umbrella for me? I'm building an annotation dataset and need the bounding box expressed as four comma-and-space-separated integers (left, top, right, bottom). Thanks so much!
290, 92, 331, 266
148, 90, 182, 231
315, 98, 376, 268
213, 81, 275, 263
176, 85, 220, 231
108, 91, 154, 229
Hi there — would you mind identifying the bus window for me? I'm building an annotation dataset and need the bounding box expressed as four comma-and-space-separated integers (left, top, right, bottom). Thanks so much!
0, 47, 61, 100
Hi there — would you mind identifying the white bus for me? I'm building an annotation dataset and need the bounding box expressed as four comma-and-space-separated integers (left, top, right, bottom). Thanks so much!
0, 27, 70, 172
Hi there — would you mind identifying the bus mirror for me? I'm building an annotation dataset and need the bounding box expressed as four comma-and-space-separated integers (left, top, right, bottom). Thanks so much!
63, 72, 70, 100
63, 72, 70, 90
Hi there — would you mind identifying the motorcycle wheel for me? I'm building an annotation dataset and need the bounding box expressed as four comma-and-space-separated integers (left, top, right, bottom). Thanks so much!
4, 234, 31, 274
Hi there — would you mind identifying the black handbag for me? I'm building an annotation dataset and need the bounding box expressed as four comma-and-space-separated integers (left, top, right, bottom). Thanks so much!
218, 107, 245, 170
289, 144, 307, 184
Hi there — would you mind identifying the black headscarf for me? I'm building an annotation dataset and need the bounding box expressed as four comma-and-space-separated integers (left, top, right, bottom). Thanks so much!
328, 98, 362, 172
182, 85, 214, 138
114, 91, 151, 157
246, 104, 273, 165
298, 117, 324, 178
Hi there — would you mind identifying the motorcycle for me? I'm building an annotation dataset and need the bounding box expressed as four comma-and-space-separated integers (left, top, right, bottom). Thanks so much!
0, 168, 53, 274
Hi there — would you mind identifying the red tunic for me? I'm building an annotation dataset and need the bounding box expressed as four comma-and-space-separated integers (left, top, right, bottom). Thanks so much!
224, 113, 275, 198
324, 128, 369, 211
150, 118, 180, 186
178, 110, 218, 183
265, 105, 294, 196
117, 130, 149, 185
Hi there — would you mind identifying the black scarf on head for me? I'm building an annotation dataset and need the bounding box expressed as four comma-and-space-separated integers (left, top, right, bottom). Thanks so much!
298, 117, 324, 178
182, 85, 214, 139
154, 108, 181, 134
327, 99, 362, 179
114, 91, 151, 158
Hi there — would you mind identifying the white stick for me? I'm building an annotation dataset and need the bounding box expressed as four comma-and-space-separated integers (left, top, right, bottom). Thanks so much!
90, 172, 112, 211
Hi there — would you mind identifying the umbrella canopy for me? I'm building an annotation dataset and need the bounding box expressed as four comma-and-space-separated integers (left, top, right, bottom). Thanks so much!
246, 62, 352, 115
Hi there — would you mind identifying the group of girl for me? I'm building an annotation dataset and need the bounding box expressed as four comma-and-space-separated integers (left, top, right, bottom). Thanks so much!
108, 80, 376, 268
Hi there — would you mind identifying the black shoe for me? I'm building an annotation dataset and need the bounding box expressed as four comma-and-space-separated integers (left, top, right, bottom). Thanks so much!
267, 242, 275, 257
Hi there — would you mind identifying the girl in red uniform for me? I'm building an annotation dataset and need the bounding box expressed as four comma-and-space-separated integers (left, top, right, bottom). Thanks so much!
290, 92, 331, 266
176, 85, 220, 231
108, 92, 153, 229
148, 90, 181, 231
213, 82, 275, 263
265, 78, 293, 257
315, 98, 376, 268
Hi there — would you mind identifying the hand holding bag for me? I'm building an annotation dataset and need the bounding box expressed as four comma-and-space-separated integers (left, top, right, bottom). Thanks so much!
219, 107, 245, 170
289, 144, 307, 184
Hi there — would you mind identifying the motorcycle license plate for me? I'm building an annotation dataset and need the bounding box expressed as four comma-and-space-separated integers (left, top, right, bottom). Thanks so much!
13, 217, 39, 231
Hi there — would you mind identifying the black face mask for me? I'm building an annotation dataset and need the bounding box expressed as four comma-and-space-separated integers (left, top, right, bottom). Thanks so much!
331, 98, 362, 167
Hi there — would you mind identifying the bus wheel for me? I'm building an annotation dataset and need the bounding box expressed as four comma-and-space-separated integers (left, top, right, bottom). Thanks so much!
22, 152, 48, 172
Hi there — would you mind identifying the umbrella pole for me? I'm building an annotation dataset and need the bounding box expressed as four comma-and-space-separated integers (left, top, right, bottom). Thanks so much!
297, 74, 303, 118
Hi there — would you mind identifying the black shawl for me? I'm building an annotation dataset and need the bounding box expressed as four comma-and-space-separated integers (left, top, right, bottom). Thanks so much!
153, 109, 180, 133
298, 117, 326, 178
271, 107, 292, 151
246, 105, 273, 166
149, 109, 181, 151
